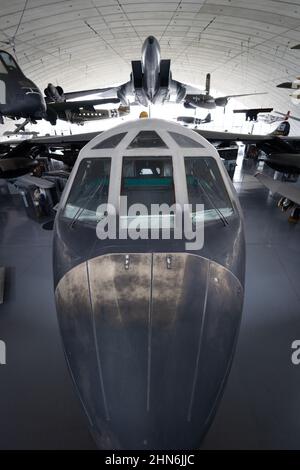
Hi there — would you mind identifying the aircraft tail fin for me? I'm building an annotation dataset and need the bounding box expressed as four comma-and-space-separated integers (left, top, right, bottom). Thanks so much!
205, 73, 211, 95
270, 120, 290, 137
204, 113, 211, 123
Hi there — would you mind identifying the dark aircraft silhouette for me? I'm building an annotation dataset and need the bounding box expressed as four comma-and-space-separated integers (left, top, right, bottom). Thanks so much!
0, 50, 125, 127
277, 78, 300, 90
233, 108, 274, 122
0, 50, 46, 124
183, 73, 266, 110
177, 113, 212, 126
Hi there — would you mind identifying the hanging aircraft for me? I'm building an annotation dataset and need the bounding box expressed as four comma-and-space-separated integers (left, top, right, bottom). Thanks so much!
183, 73, 266, 111
38, 36, 266, 110
176, 113, 212, 126
0, 50, 126, 127
277, 78, 300, 90
277, 78, 300, 104
233, 108, 274, 122
233, 109, 300, 125
46, 102, 130, 126
0, 35, 267, 128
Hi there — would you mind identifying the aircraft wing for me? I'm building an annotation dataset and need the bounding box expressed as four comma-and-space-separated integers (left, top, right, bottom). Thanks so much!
194, 129, 272, 143
48, 98, 121, 111
0, 128, 275, 149
255, 173, 300, 206
223, 92, 267, 99
171, 79, 203, 95
183, 84, 204, 94
1, 125, 298, 180
63, 86, 124, 101
275, 111, 300, 122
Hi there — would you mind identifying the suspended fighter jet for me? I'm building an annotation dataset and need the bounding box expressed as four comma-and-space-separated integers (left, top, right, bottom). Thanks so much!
44, 36, 266, 109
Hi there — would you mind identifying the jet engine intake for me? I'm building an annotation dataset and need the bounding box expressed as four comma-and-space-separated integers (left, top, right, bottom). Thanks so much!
44, 83, 65, 103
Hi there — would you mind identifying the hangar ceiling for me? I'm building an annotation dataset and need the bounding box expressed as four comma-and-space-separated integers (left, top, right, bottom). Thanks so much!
0, 0, 299, 130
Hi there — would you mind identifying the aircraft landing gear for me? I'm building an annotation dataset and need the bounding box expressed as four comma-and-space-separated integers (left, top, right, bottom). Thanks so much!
288, 207, 300, 224
278, 197, 285, 209
278, 197, 293, 212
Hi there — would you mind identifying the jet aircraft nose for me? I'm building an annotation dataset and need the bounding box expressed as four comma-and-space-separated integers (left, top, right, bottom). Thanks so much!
55, 251, 244, 449
24, 91, 47, 116
144, 35, 159, 49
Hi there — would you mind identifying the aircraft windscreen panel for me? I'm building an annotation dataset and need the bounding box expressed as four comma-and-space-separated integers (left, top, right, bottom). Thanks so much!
62, 158, 111, 225
0, 58, 7, 74
127, 131, 168, 149
169, 131, 204, 148
0, 52, 18, 71
120, 157, 175, 230
185, 157, 234, 222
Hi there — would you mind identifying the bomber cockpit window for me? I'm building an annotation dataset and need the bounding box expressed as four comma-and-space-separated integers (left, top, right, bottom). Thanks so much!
0, 59, 7, 74
120, 157, 175, 229
185, 157, 234, 221
62, 158, 111, 225
169, 132, 204, 148
127, 131, 168, 149
92, 132, 127, 149
0, 52, 18, 70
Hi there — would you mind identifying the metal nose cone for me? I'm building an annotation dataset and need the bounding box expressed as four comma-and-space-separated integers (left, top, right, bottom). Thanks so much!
55, 252, 243, 449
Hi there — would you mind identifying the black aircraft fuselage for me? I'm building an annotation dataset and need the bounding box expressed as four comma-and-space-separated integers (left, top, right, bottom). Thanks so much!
0, 51, 46, 123
0, 51, 127, 127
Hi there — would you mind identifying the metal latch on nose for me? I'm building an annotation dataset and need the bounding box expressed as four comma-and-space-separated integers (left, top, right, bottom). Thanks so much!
124, 255, 130, 270
166, 255, 172, 269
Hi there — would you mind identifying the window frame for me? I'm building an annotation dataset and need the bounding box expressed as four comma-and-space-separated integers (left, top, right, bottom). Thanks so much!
59, 124, 237, 225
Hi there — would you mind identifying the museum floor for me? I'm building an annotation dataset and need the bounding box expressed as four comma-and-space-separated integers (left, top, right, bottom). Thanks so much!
0, 155, 300, 449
